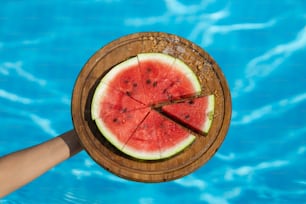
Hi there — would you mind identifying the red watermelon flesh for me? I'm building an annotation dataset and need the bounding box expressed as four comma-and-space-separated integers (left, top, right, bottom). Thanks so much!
91, 82, 147, 120
161, 58, 202, 100
161, 95, 215, 134
155, 112, 196, 159
101, 57, 150, 105
96, 106, 151, 150
122, 111, 161, 160
92, 82, 150, 150
122, 110, 195, 160
137, 53, 201, 105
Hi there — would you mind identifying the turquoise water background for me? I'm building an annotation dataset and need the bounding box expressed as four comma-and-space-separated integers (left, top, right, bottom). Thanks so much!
1, 0, 305, 203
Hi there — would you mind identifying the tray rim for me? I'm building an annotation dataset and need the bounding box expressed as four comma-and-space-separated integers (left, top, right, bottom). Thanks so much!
71, 32, 232, 182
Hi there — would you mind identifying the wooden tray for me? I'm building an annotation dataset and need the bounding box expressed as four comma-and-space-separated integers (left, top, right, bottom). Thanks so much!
71, 32, 232, 182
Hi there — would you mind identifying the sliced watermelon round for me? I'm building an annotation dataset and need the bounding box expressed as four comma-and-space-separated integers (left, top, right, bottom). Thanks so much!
91, 53, 214, 160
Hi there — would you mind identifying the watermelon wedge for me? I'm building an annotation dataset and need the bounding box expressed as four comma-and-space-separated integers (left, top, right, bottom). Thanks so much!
161, 95, 215, 134
91, 53, 214, 160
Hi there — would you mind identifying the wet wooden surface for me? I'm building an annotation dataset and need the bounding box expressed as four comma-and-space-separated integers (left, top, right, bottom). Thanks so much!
71, 32, 232, 182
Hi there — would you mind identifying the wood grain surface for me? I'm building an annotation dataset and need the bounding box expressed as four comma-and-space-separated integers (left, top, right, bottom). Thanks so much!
71, 32, 232, 182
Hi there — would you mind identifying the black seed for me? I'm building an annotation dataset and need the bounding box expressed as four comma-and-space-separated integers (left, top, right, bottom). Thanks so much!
113, 118, 118, 123
146, 67, 152, 72
122, 108, 127, 113
126, 91, 131, 96
146, 79, 151, 84
188, 100, 195, 105
152, 81, 158, 87
184, 114, 190, 119
133, 83, 138, 87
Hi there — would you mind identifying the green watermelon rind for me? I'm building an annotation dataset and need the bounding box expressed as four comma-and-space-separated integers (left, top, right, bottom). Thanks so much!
202, 95, 215, 133
91, 81, 108, 120
100, 56, 139, 86
121, 126, 196, 160
91, 56, 144, 119
93, 106, 152, 153
91, 57, 139, 120
137, 52, 176, 67
94, 115, 127, 150
91, 80, 151, 151
159, 134, 196, 159
121, 140, 161, 160
172, 57, 202, 94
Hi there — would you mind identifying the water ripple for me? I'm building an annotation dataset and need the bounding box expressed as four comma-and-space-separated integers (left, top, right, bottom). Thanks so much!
174, 175, 207, 190
125, 0, 225, 28
1, 61, 46, 86
63, 192, 87, 204
28, 113, 58, 136
200, 187, 241, 204
198, 19, 276, 47
0, 89, 32, 104
232, 92, 306, 125
233, 25, 306, 97
224, 160, 289, 181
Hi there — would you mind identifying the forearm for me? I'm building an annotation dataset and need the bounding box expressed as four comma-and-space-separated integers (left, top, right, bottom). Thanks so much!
0, 130, 83, 198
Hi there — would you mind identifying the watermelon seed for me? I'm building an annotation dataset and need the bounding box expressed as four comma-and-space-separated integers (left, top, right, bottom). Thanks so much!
133, 83, 138, 87
113, 118, 118, 123
146, 79, 151, 84
184, 114, 190, 119
152, 81, 158, 87
126, 91, 131, 96
188, 100, 195, 105
146, 67, 152, 72
121, 108, 127, 113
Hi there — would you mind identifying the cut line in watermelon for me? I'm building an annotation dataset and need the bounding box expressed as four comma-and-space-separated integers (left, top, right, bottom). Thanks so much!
101, 56, 149, 105
91, 52, 215, 160
91, 80, 147, 120
122, 110, 195, 160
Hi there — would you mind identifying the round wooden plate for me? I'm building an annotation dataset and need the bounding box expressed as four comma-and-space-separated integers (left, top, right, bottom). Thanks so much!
71, 32, 231, 182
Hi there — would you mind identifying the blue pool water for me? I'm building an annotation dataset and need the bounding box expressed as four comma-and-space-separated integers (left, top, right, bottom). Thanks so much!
1, 0, 305, 203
